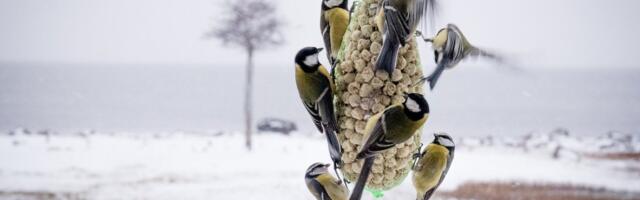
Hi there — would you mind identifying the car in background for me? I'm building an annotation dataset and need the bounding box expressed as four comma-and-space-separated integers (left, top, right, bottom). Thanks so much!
257, 118, 297, 135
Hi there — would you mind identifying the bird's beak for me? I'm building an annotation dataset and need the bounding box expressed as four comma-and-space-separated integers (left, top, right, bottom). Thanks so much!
316, 47, 324, 52
324, 163, 331, 168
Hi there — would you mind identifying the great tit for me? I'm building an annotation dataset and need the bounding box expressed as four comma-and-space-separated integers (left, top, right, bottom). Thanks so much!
412, 133, 455, 200
305, 163, 350, 200
374, 0, 438, 74
295, 47, 343, 171
419, 24, 503, 90
350, 93, 430, 200
321, 0, 350, 66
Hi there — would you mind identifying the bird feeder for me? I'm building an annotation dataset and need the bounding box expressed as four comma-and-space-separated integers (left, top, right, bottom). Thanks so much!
333, 0, 425, 193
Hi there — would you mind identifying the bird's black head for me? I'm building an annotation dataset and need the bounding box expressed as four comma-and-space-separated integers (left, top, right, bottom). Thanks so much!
322, 0, 348, 10
432, 132, 455, 151
295, 47, 323, 73
305, 162, 330, 178
403, 93, 429, 121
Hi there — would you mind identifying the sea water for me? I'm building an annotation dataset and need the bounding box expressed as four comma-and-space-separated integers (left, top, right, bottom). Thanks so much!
1, 63, 639, 136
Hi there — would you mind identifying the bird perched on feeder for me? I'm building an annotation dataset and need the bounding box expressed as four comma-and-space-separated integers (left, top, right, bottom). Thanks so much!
305, 163, 350, 200
295, 47, 343, 174
356, 93, 430, 160
412, 132, 455, 200
418, 23, 504, 90
321, 0, 350, 66
374, 0, 438, 74
350, 93, 430, 200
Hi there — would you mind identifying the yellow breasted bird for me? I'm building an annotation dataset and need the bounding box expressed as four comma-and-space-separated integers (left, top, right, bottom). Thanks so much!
412, 133, 455, 200
321, 0, 350, 66
374, 0, 438, 74
295, 47, 343, 171
420, 23, 503, 90
350, 93, 430, 200
305, 163, 349, 200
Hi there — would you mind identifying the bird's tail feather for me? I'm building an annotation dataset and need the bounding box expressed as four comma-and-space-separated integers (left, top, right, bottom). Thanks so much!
375, 38, 400, 74
349, 157, 375, 200
469, 47, 503, 63
318, 88, 342, 166
323, 124, 343, 167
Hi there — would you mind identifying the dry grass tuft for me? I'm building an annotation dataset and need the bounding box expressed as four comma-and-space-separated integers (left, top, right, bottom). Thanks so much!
438, 181, 640, 200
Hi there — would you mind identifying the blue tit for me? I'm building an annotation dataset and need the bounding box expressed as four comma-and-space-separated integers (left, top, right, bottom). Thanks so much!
321, 0, 350, 66
412, 132, 455, 200
306, 163, 350, 200
420, 24, 503, 90
374, 0, 438, 74
295, 47, 343, 169
350, 93, 430, 200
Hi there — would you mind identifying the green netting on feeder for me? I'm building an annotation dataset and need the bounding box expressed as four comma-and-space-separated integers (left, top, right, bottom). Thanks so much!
333, 0, 425, 192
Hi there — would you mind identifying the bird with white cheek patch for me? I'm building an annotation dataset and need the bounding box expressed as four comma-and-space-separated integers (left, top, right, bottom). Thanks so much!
412, 132, 455, 200
349, 93, 430, 200
418, 23, 505, 90
305, 162, 349, 200
295, 47, 344, 178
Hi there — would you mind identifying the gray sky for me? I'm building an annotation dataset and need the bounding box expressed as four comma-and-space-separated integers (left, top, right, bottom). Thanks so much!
1, 0, 640, 68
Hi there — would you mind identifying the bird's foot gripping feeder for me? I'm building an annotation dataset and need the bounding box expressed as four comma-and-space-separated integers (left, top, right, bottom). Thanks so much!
333, 0, 425, 193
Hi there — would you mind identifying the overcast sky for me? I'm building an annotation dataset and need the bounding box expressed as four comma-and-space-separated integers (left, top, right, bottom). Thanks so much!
1, 0, 639, 68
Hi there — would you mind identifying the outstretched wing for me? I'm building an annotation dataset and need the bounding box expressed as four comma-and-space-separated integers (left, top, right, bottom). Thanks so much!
414, 0, 438, 37
443, 25, 465, 68
425, 61, 447, 90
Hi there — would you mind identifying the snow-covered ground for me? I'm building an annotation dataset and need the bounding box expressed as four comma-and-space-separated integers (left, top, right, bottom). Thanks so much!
1, 129, 639, 200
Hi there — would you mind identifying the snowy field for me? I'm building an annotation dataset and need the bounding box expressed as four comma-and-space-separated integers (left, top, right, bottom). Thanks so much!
1, 129, 639, 200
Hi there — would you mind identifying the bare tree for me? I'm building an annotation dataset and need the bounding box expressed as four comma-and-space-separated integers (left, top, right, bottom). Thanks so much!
206, 0, 284, 150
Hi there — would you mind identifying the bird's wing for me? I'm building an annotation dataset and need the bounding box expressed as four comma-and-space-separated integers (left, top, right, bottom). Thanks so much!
439, 148, 454, 185
304, 100, 324, 133
322, 23, 334, 64
421, 187, 436, 200
383, 1, 411, 45
425, 61, 447, 90
318, 86, 343, 165
317, 86, 338, 134
321, 8, 334, 65
357, 108, 398, 159
309, 178, 332, 200
444, 26, 465, 68
418, 0, 438, 36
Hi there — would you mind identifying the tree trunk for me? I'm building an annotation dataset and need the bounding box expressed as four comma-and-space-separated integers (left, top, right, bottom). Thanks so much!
244, 48, 254, 150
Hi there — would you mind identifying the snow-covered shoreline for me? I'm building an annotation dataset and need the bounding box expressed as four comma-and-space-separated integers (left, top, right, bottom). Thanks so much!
1, 129, 639, 199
